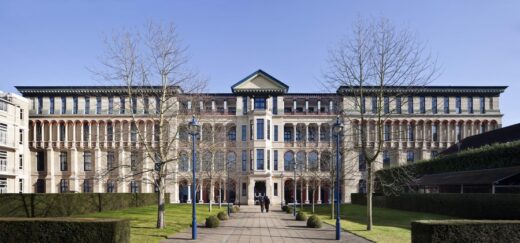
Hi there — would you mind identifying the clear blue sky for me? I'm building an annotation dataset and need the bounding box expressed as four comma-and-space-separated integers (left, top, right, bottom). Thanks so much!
1, 1, 519, 125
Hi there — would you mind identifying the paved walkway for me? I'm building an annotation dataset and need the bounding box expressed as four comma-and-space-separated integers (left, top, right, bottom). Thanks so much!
161, 205, 370, 243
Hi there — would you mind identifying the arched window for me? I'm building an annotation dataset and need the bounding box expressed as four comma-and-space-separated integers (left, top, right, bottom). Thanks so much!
308, 151, 318, 171
296, 151, 306, 171
284, 151, 294, 171
358, 180, 366, 193
320, 151, 331, 171
179, 151, 189, 172
202, 151, 213, 172
228, 126, 236, 141
227, 152, 236, 172
215, 151, 225, 171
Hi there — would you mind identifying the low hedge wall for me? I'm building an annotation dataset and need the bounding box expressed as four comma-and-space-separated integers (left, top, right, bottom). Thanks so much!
351, 193, 520, 219
0, 193, 168, 217
0, 217, 130, 243
411, 220, 520, 243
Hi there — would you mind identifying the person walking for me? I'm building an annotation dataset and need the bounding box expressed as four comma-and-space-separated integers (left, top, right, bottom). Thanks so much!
264, 195, 270, 213
259, 195, 265, 213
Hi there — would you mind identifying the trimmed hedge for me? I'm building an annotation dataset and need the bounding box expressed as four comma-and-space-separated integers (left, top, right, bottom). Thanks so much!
0, 217, 130, 243
307, 215, 322, 228
0, 193, 168, 217
296, 212, 308, 221
351, 193, 520, 219
412, 220, 520, 243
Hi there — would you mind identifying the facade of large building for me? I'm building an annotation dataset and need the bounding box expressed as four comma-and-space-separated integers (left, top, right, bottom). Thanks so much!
14, 70, 506, 204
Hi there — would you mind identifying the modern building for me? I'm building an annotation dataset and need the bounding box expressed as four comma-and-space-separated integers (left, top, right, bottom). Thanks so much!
15, 70, 507, 204
0, 91, 30, 193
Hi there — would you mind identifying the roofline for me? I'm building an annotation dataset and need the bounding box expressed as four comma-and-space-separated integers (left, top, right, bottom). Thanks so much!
231, 69, 289, 94
16, 85, 183, 96
337, 85, 508, 95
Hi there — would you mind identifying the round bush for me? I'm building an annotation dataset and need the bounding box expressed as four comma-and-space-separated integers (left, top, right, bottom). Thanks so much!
307, 215, 322, 228
217, 211, 228, 220
286, 207, 293, 214
296, 211, 308, 221
281, 205, 288, 212
205, 216, 220, 228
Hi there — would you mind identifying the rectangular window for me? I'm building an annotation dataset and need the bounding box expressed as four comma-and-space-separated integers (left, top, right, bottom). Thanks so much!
108, 96, 114, 114
19, 154, 23, 170
272, 96, 278, 114
250, 150, 253, 171
256, 149, 264, 170
242, 183, 247, 196
408, 96, 414, 114
383, 150, 390, 168
0, 151, 6, 172
408, 124, 415, 141
371, 96, 377, 113
0, 101, 7, 112
37, 151, 44, 171
60, 179, 69, 193
358, 153, 366, 171
130, 180, 139, 193
241, 125, 247, 141
384, 97, 389, 114
432, 97, 437, 114
456, 96, 461, 114
49, 96, 55, 114
155, 97, 161, 114
73, 97, 78, 114
284, 128, 292, 141
84, 96, 90, 114
267, 120, 270, 140
274, 183, 278, 196
241, 150, 247, 172
431, 151, 438, 158
131, 151, 138, 171
84, 151, 92, 171
83, 123, 89, 142
384, 124, 391, 141
273, 150, 278, 171
36, 179, 45, 193
407, 151, 415, 163
19, 129, 23, 144
242, 96, 248, 114
444, 96, 449, 114
20, 109, 23, 120
143, 97, 149, 114
274, 125, 278, 141
131, 97, 137, 114
420, 96, 425, 114
37, 97, 43, 114
107, 123, 113, 142
120, 97, 125, 114
468, 97, 474, 114
60, 152, 68, 171
18, 179, 23, 193
96, 97, 102, 114
131, 123, 137, 142
360, 97, 365, 113
83, 179, 92, 193
254, 98, 266, 110
107, 151, 115, 169
480, 96, 486, 114
61, 96, 67, 114
432, 124, 439, 142
267, 150, 270, 170
0, 124, 6, 145
395, 97, 401, 114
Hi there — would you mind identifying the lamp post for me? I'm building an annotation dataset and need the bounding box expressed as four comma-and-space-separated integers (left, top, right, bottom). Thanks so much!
188, 116, 200, 240
293, 157, 297, 216
333, 116, 344, 240
227, 163, 231, 216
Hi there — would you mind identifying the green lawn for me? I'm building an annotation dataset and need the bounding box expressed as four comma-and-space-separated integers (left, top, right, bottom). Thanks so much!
301, 204, 454, 243
79, 204, 227, 243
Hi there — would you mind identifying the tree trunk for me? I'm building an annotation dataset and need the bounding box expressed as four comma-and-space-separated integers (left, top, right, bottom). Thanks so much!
300, 180, 304, 210
218, 181, 222, 208
312, 189, 315, 214
366, 162, 373, 231
330, 187, 334, 219
156, 181, 165, 229
209, 181, 213, 212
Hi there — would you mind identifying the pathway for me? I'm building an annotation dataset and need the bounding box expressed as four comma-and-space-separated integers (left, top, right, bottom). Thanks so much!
161, 205, 370, 243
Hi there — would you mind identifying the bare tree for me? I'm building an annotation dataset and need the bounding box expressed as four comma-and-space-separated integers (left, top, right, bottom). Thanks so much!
325, 17, 438, 230
92, 22, 206, 229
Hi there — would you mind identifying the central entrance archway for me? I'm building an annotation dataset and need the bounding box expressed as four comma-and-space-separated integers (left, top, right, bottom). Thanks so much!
254, 181, 266, 204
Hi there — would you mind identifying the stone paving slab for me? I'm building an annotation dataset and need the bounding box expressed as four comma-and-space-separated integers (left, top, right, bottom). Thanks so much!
161, 205, 370, 243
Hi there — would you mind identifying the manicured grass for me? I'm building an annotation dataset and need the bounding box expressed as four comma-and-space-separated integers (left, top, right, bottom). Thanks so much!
301, 204, 454, 243
79, 204, 227, 243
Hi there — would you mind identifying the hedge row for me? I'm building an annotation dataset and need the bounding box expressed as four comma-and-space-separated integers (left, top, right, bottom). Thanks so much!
0, 218, 130, 243
376, 141, 520, 192
0, 193, 168, 217
351, 193, 520, 219
412, 220, 520, 243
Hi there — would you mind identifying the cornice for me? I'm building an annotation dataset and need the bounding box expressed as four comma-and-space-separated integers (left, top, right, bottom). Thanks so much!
337, 86, 508, 96
15, 86, 182, 96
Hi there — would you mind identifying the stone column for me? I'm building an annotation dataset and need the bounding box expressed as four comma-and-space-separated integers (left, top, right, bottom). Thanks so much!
199, 180, 204, 203
317, 184, 322, 204
305, 182, 309, 204
187, 184, 192, 203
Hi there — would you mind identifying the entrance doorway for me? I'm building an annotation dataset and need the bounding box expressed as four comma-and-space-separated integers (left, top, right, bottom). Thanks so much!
254, 181, 266, 204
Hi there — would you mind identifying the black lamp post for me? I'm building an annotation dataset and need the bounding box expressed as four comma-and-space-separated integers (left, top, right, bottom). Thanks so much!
188, 116, 200, 240
333, 116, 344, 240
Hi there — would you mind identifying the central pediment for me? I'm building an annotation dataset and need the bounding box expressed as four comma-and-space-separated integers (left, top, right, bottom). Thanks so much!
231, 69, 289, 95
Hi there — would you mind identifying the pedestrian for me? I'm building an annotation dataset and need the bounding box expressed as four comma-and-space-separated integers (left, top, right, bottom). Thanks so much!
264, 195, 270, 213
259, 195, 265, 213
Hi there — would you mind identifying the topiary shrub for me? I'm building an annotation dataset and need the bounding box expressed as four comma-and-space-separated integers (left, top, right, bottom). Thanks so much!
286, 207, 293, 214
296, 212, 307, 221
307, 215, 322, 228
205, 216, 220, 228
281, 205, 288, 212
217, 211, 228, 220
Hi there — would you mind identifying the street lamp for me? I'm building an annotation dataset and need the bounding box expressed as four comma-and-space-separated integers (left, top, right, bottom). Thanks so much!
227, 161, 231, 216
333, 116, 343, 240
188, 116, 200, 240
293, 158, 297, 217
